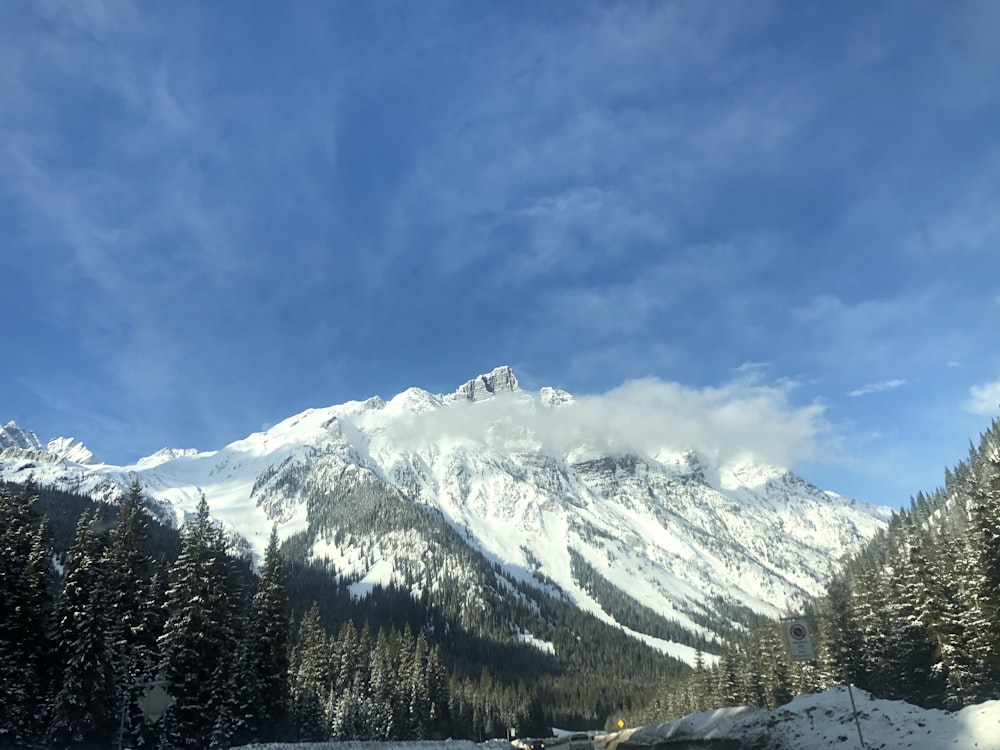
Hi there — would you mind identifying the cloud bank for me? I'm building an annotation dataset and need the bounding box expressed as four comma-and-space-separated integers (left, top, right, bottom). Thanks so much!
378, 378, 828, 472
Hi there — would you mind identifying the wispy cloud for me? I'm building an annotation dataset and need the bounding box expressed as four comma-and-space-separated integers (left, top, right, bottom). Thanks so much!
848, 379, 908, 398
381, 1, 810, 290
730, 362, 771, 385
501, 239, 779, 389
0, 4, 346, 408
790, 293, 950, 374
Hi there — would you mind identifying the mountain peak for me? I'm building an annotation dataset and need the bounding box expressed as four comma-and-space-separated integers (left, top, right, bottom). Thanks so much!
448, 365, 520, 403
47, 436, 100, 466
1, 420, 43, 452
1, 421, 100, 465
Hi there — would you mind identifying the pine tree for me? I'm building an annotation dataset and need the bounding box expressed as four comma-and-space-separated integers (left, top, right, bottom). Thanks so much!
47, 511, 118, 748
393, 626, 416, 738
819, 572, 866, 687
0, 482, 54, 748
367, 627, 397, 739
426, 642, 453, 739
848, 565, 888, 695
230, 524, 290, 744
741, 631, 767, 708
289, 601, 330, 741
329, 619, 362, 739
103, 479, 154, 746
882, 538, 947, 705
966, 457, 1000, 699
408, 628, 432, 738
715, 641, 743, 706
690, 649, 709, 712
157, 495, 242, 750
931, 528, 977, 708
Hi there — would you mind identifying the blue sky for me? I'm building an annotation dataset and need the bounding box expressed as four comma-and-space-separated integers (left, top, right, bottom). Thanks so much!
3, 0, 1000, 507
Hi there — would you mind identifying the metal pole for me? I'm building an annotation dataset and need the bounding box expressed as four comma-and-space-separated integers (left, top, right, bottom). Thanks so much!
118, 697, 127, 750
846, 683, 866, 750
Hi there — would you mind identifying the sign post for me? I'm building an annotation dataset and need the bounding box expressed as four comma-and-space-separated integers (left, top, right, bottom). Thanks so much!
118, 678, 175, 750
781, 617, 865, 750
140, 680, 175, 724
782, 617, 816, 661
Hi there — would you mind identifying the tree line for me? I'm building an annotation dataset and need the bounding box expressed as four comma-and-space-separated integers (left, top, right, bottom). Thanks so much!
0, 472, 684, 748
0, 478, 461, 749
620, 418, 1000, 726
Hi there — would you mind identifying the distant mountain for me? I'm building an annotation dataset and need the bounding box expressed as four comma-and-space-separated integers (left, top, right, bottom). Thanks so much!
1, 420, 99, 465
0, 367, 892, 662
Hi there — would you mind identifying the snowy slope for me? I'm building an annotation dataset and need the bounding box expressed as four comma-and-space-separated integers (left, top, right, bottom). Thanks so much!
0, 367, 892, 659
613, 686, 1000, 749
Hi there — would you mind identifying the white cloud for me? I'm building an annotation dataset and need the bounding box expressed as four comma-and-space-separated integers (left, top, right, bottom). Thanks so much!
732, 361, 771, 373
965, 380, 1000, 416
847, 379, 908, 397
730, 362, 771, 385
381, 377, 828, 471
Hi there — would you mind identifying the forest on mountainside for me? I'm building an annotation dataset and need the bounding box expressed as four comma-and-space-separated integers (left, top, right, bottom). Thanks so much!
0, 479, 477, 749
0, 476, 680, 749
621, 418, 1000, 728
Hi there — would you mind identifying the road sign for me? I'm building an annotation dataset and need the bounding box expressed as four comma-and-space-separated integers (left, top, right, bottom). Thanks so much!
140, 683, 175, 724
782, 617, 816, 661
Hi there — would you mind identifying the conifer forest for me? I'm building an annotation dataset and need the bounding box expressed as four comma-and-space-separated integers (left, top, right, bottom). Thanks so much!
3, 420, 1000, 748
624, 419, 1000, 726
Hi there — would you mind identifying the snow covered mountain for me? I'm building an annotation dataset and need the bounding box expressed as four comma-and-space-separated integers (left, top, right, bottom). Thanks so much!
1, 420, 100, 465
0, 367, 892, 661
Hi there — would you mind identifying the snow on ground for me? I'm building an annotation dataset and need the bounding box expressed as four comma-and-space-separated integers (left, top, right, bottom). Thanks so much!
233, 741, 513, 750
231, 689, 1000, 750
614, 686, 1000, 749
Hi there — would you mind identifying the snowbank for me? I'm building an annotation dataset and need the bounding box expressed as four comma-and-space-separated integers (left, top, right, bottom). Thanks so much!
231, 690, 1000, 750
233, 740, 514, 750
613, 686, 1000, 749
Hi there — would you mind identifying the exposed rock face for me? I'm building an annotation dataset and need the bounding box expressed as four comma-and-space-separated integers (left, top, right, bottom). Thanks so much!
447, 365, 520, 403
540, 386, 574, 408
1, 422, 100, 465
1, 421, 43, 451
47, 437, 100, 466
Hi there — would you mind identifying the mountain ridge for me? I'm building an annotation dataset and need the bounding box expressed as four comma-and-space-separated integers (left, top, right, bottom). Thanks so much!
0, 366, 892, 663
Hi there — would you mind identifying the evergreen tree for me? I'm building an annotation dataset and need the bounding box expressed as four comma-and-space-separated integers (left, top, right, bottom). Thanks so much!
289, 602, 330, 741
103, 479, 154, 746
690, 649, 709, 712
408, 628, 432, 738
232, 525, 290, 744
741, 631, 767, 708
819, 573, 866, 687
329, 619, 363, 739
714, 641, 743, 707
0, 482, 54, 748
966, 458, 1000, 699
47, 512, 118, 748
157, 495, 242, 750
882, 538, 947, 705
426, 643, 453, 739
367, 628, 397, 739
